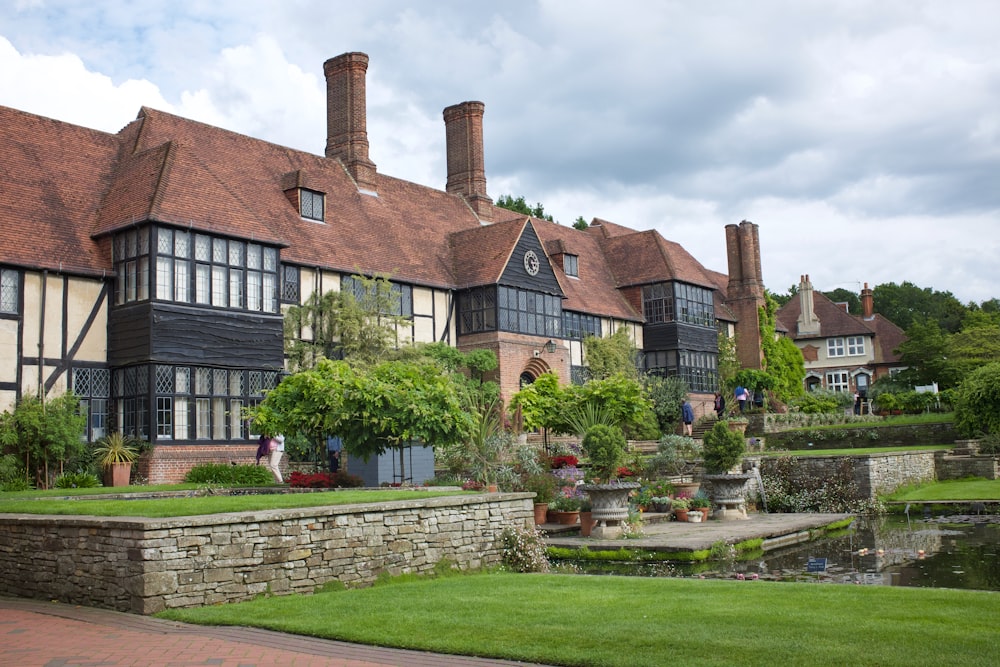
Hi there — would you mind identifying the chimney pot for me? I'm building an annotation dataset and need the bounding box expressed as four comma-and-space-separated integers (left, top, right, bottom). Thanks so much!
444, 101, 492, 221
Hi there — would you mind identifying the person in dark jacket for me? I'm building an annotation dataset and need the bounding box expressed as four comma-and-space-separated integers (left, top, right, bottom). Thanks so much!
681, 400, 695, 437
713, 392, 726, 418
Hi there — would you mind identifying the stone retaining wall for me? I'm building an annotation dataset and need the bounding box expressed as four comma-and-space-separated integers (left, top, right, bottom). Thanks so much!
0, 493, 533, 615
757, 450, 938, 499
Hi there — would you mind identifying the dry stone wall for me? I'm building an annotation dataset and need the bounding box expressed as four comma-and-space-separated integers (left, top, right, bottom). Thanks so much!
0, 493, 533, 615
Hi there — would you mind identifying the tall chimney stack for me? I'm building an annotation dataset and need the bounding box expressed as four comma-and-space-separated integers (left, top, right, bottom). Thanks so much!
444, 101, 493, 222
725, 220, 765, 369
796, 274, 821, 335
324, 52, 377, 192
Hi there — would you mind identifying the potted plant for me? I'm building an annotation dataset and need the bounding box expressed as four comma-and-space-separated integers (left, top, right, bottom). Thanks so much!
689, 494, 711, 521
579, 423, 640, 539
93, 432, 140, 487
650, 496, 673, 513
670, 496, 690, 522
522, 472, 558, 525
548, 493, 582, 525
701, 420, 752, 520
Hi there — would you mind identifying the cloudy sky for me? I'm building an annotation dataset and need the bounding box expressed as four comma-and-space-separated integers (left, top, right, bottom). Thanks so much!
2, 1, 997, 304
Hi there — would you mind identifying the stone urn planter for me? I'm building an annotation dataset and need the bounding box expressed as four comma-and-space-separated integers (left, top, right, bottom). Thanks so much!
703, 473, 753, 520
581, 482, 640, 539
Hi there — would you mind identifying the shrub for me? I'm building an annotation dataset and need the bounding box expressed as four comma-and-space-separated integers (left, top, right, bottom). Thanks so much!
760, 457, 884, 514
184, 463, 275, 485
954, 362, 1000, 437
54, 471, 100, 488
645, 434, 700, 478
701, 421, 746, 474
520, 472, 558, 504
498, 523, 550, 573
287, 470, 365, 488
582, 423, 627, 481
788, 390, 840, 414
0, 454, 30, 491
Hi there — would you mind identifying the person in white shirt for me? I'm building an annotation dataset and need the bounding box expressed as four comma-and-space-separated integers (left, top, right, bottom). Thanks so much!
268, 434, 286, 483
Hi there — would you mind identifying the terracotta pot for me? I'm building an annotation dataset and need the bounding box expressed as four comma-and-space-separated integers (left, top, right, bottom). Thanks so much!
103, 462, 132, 487
579, 511, 595, 537
533, 503, 549, 525
549, 510, 580, 525
673, 508, 689, 522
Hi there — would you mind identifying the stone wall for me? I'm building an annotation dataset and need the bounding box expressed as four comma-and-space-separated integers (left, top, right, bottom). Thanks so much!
0, 493, 533, 615
757, 451, 938, 500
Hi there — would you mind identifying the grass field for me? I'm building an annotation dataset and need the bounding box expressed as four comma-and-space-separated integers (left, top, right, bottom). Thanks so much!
158, 571, 1000, 667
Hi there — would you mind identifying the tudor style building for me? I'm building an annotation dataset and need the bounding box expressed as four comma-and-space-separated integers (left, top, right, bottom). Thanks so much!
0, 52, 766, 482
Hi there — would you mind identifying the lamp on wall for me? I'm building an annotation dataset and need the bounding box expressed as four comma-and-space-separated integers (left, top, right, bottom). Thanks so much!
544, 339, 557, 353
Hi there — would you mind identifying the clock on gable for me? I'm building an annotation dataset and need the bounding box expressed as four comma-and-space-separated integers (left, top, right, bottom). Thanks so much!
523, 250, 540, 276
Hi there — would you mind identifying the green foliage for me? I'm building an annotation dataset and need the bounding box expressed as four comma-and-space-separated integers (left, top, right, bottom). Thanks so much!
873, 281, 966, 334
495, 194, 554, 222
0, 454, 29, 491
583, 326, 638, 380
642, 374, 688, 434
508, 372, 561, 432
247, 358, 474, 464
520, 471, 558, 504
788, 388, 847, 414
701, 421, 746, 474
0, 392, 88, 489
761, 457, 884, 514
582, 424, 627, 481
92, 432, 140, 466
645, 434, 700, 478
758, 292, 805, 402
53, 471, 101, 488
284, 274, 411, 372
572, 216, 589, 230
716, 330, 741, 394
184, 463, 276, 485
510, 373, 651, 438
954, 362, 1000, 437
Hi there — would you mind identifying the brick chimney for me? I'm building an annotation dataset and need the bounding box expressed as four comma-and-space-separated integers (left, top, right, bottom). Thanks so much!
324, 52, 377, 192
444, 101, 493, 222
861, 282, 874, 320
796, 274, 821, 335
725, 220, 765, 369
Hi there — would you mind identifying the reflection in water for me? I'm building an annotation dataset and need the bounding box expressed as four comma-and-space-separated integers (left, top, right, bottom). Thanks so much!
569, 514, 1000, 591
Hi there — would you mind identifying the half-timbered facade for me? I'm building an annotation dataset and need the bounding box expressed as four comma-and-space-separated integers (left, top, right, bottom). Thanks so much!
0, 52, 765, 481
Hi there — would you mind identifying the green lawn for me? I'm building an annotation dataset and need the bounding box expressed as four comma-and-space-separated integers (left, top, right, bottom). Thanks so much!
886, 477, 1000, 501
0, 488, 469, 517
158, 572, 1000, 667
764, 444, 952, 457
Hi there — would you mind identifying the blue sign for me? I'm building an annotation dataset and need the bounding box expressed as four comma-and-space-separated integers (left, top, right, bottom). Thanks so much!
807, 557, 827, 573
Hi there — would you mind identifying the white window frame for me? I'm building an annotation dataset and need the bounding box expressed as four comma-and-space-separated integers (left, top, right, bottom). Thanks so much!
827, 337, 845, 357
826, 370, 849, 392
847, 336, 865, 356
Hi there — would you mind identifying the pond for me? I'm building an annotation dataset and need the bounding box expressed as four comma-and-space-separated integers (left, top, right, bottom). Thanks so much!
566, 513, 1000, 592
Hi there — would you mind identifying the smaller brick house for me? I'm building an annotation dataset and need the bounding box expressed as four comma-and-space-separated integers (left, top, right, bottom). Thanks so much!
775, 276, 907, 395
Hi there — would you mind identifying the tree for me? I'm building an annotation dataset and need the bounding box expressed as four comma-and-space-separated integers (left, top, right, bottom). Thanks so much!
0, 392, 87, 488
953, 362, 1000, 438
873, 281, 966, 333
759, 292, 805, 402
823, 288, 861, 315
583, 326, 638, 380
247, 358, 474, 470
895, 318, 956, 388
495, 194, 554, 222
573, 216, 589, 230
642, 374, 689, 434
284, 274, 410, 372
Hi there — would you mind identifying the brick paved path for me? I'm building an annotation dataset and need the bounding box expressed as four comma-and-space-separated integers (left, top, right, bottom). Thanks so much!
0, 597, 544, 667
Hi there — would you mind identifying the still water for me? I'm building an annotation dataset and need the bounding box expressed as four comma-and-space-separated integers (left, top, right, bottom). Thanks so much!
570, 513, 1000, 591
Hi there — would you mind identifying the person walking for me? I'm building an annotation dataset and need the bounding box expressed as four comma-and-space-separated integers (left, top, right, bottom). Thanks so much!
267, 434, 285, 483
681, 399, 695, 437
713, 392, 726, 418
327, 435, 343, 473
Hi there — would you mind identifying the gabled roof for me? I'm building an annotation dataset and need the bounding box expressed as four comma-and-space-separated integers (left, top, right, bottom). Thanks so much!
597, 228, 719, 290
533, 222, 641, 321
775, 290, 907, 364
775, 290, 874, 340
0, 106, 119, 276
449, 217, 528, 288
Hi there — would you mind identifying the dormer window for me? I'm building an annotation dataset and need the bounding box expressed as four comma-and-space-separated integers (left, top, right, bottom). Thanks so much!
563, 253, 578, 277
300, 189, 325, 222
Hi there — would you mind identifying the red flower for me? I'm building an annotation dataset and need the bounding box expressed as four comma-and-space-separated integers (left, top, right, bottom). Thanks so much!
616, 466, 636, 477
551, 455, 579, 469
